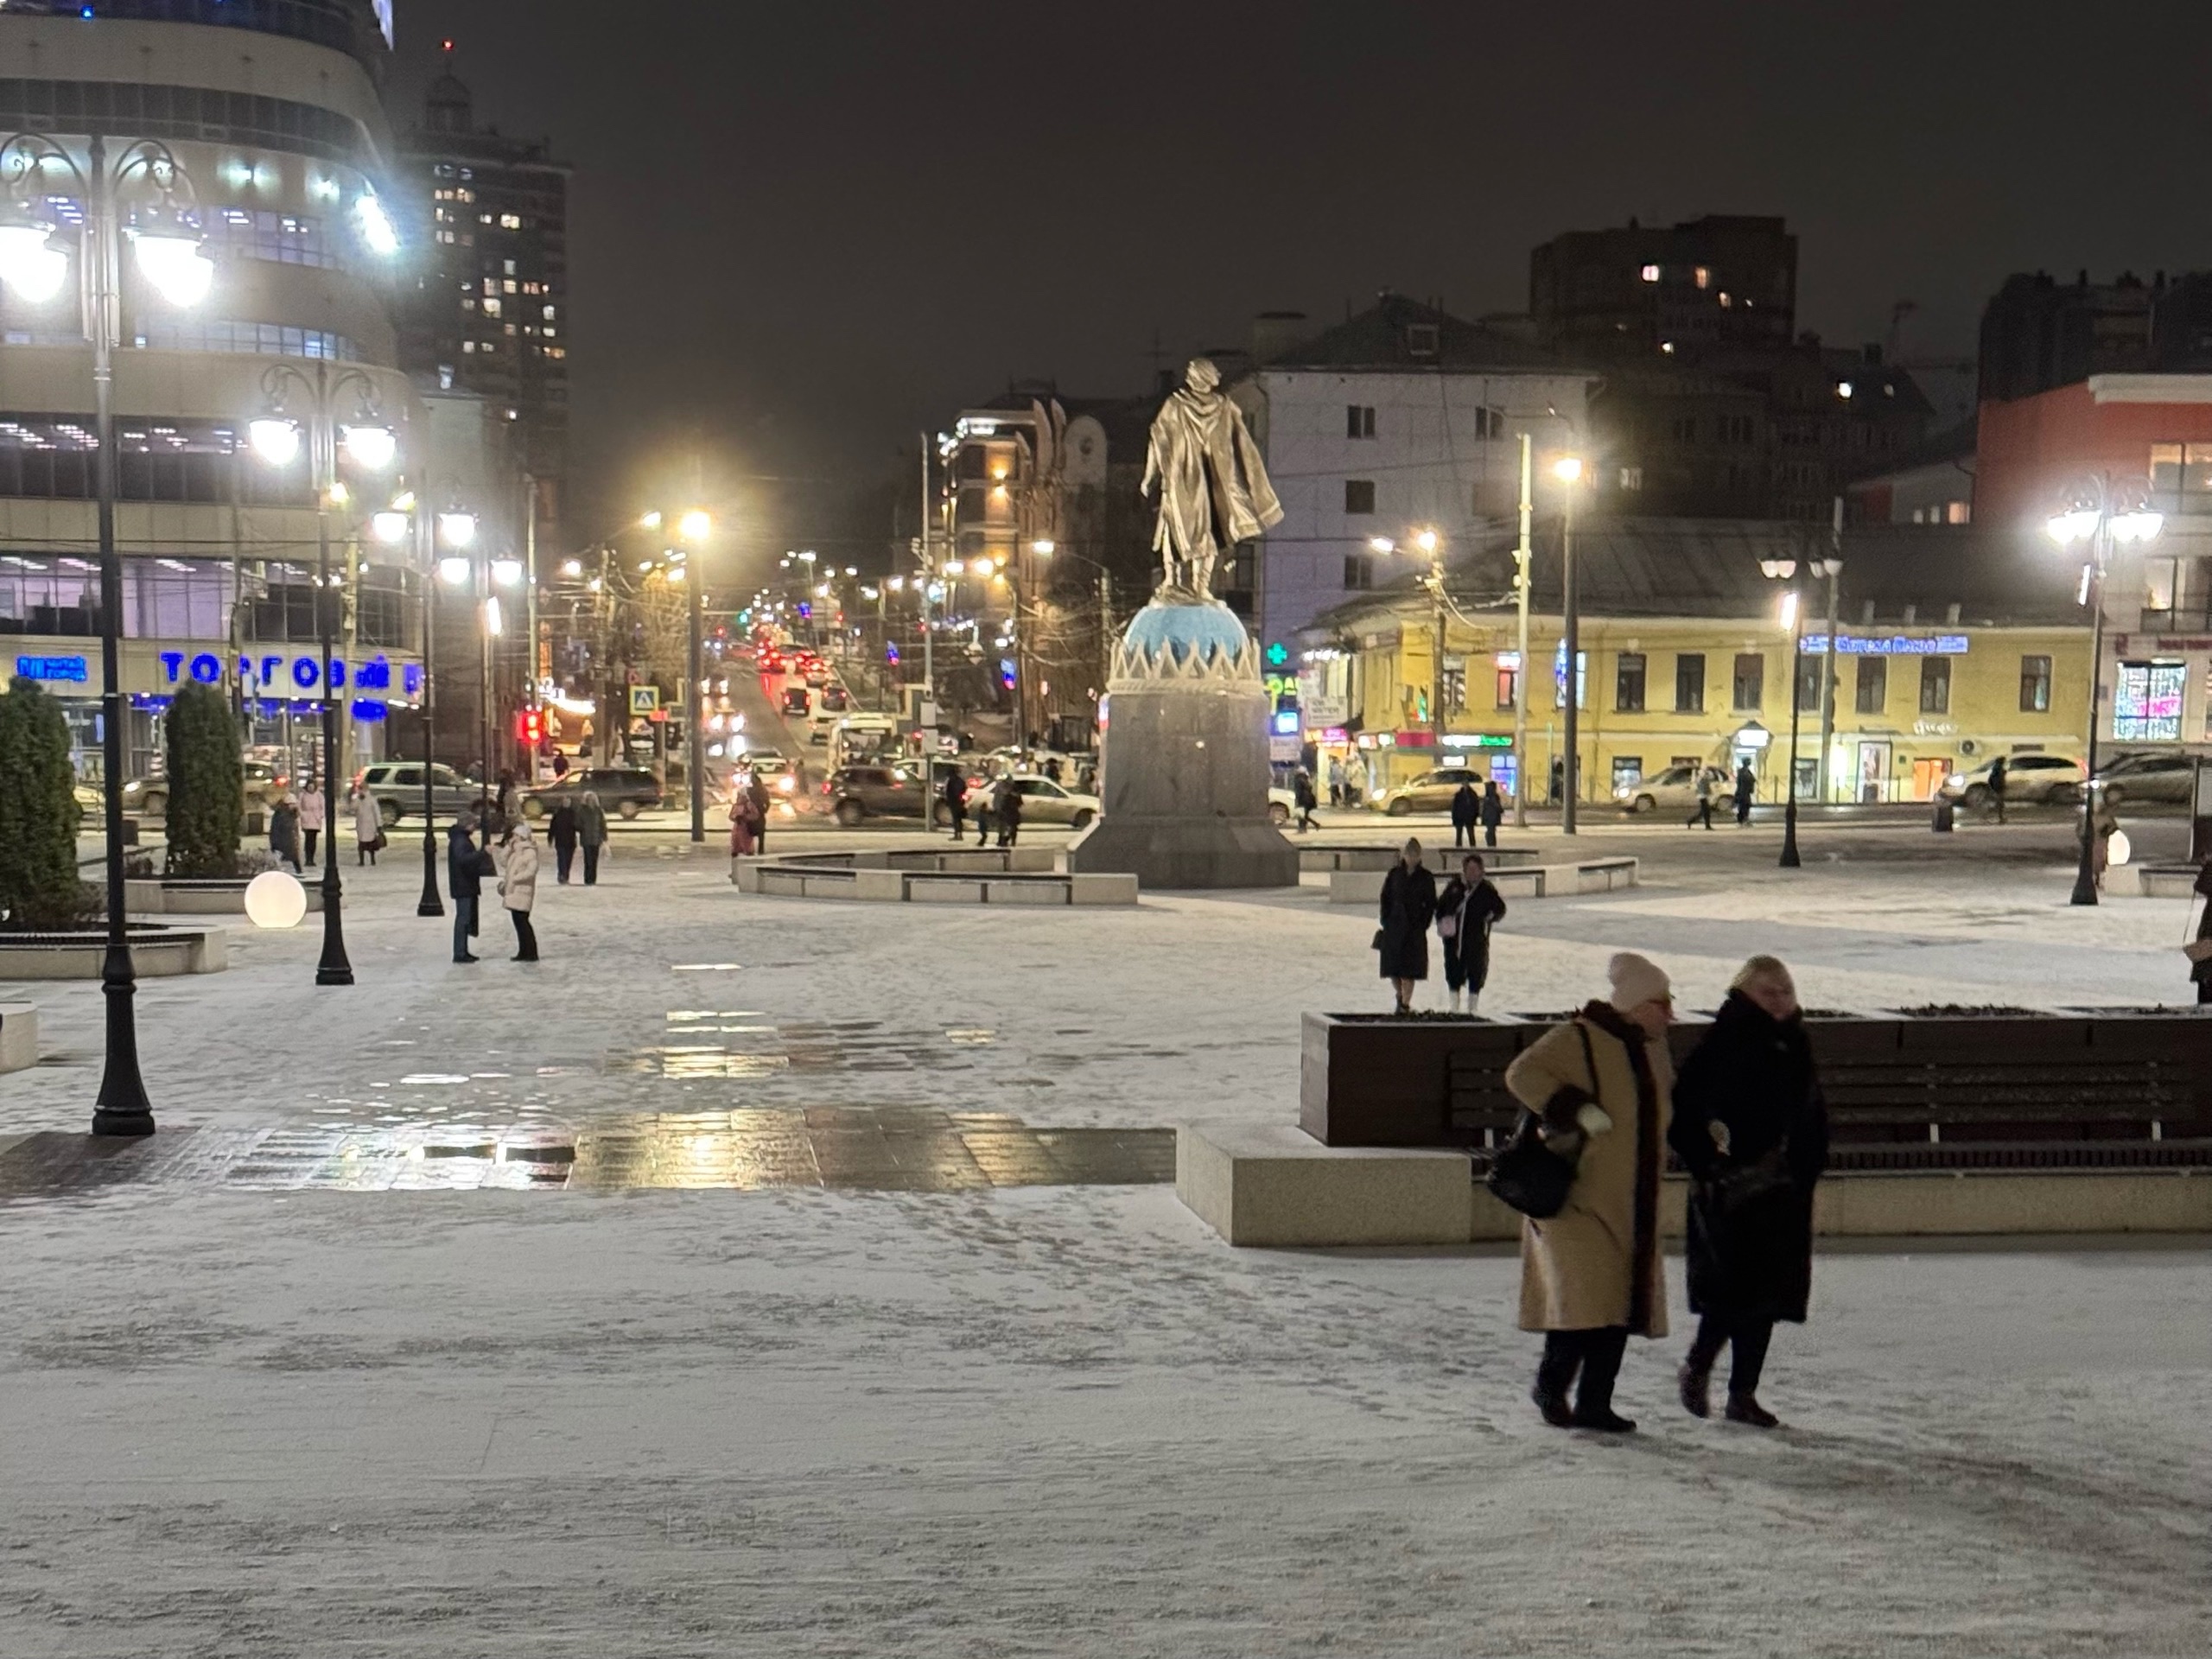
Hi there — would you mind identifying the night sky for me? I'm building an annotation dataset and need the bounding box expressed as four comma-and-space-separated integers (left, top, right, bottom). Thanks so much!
386, 1, 2212, 563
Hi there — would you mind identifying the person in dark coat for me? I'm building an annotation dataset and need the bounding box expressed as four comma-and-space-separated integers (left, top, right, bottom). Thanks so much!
576, 789, 610, 882
1732, 761, 1756, 826
942, 766, 968, 841
1293, 767, 1319, 831
1667, 954, 1830, 1428
549, 799, 580, 884
1435, 853, 1508, 1014
269, 796, 302, 873
1478, 778, 1504, 848
446, 812, 487, 963
1376, 838, 1438, 1015
1450, 779, 1478, 848
1986, 754, 2009, 823
1548, 755, 1564, 805
995, 778, 1023, 848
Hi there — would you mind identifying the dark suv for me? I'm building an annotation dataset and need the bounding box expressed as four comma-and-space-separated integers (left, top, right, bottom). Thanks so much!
826, 764, 927, 825
520, 766, 664, 821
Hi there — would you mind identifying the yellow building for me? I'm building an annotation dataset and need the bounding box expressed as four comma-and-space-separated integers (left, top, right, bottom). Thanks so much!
1299, 520, 2094, 807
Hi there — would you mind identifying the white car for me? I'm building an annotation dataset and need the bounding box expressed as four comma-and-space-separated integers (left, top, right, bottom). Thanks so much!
1612, 764, 1725, 814
1267, 786, 1296, 825
1939, 754, 2083, 808
1000, 775, 1100, 829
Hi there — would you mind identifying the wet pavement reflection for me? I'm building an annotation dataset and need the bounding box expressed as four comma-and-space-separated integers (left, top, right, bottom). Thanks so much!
0, 1109, 1173, 1198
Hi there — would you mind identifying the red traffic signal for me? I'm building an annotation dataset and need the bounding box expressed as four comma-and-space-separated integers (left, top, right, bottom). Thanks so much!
513, 707, 544, 748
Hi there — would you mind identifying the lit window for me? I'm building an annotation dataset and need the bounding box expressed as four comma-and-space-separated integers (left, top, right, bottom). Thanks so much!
1836, 381, 1854, 399
504, 279, 518, 294
504, 259, 516, 275
1717, 291, 1732, 308
542, 304, 556, 321
1639, 264, 1660, 283
462, 340, 477, 353
1660, 341, 1676, 355
479, 213, 493, 225
499, 213, 522, 230
1694, 266, 1711, 289
480, 297, 499, 316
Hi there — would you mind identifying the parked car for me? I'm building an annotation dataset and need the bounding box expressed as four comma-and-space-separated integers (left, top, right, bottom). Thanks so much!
124, 759, 288, 819
1267, 785, 1294, 826
1612, 763, 1724, 814
1376, 766, 1484, 817
354, 760, 480, 826
826, 764, 929, 825
1939, 754, 2084, 808
519, 766, 663, 820
1001, 774, 1100, 828
2093, 751, 2199, 808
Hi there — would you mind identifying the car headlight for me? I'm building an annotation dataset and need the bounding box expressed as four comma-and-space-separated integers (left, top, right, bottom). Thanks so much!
1945, 773, 1963, 786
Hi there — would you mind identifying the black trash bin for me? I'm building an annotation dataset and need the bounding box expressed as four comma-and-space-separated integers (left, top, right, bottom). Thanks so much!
1931, 798, 1955, 833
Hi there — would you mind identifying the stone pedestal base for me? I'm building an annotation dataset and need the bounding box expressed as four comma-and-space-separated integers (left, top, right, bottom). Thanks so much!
1065, 813, 1299, 891
1061, 599, 1298, 890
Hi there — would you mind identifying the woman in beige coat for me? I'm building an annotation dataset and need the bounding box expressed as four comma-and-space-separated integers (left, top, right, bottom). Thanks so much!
1503, 951, 1675, 1433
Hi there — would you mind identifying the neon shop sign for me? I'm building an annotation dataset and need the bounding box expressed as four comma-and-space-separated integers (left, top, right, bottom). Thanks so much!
156, 651, 423, 721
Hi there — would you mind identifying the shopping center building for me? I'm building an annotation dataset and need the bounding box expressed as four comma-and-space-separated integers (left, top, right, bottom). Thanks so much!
0, 0, 427, 784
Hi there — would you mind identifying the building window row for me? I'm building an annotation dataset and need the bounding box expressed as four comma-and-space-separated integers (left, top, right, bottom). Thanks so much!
133, 318, 357, 361
0, 556, 414, 648
0, 414, 321, 505
0, 79, 379, 172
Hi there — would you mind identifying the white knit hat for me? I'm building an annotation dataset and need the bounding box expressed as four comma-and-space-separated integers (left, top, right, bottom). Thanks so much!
1607, 951, 1670, 1014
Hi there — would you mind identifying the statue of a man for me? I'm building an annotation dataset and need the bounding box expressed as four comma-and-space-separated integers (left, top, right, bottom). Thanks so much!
1141, 357, 1283, 601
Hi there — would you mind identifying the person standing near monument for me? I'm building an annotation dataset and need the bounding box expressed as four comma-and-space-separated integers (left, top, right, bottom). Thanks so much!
1376, 838, 1438, 1016
296, 778, 324, 868
1451, 779, 1479, 849
1732, 760, 1756, 826
1479, 778, 1504, 849
1436, 853, 1507, 1014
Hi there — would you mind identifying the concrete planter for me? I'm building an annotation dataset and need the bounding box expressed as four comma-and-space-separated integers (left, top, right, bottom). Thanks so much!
1303, 1007, 2212, 1152
0, 1001, 36, 1072
124, 876, 322, 916
0, 925, 227, 979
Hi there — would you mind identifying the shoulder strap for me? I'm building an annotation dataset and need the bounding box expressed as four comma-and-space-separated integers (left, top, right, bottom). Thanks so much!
1576, 1020, 1599, 1096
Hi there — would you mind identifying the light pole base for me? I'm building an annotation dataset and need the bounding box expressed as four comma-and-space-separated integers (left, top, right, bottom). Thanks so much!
93, 950, 156, 1136
416, 824, 445, 917
317, 872, 353, 984
1779, 804, 1802, 868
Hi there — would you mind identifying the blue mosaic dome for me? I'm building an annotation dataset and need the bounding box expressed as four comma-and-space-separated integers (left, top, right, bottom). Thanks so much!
1122, 602, 1251, 668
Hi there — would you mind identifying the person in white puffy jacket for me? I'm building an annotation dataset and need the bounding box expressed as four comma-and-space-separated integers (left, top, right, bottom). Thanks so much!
495, 818, 541, 961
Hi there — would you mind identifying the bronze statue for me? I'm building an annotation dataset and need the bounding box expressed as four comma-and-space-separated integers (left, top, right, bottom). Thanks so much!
1141, 357, 1283, 601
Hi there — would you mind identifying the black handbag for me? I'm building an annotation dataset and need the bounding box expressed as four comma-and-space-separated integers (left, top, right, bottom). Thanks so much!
1485, 1024, 1598, 1219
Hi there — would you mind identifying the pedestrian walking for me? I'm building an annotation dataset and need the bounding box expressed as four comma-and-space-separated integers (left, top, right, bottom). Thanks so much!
269, 795, 302, 873
1451, 779, 1478, 848
297, 779, 325, 868
576, 788, 609, 884
2190, 862, 2212, 1005
447, 811, 488, 963
1986, 754, 2009, 824
495, 768, 518, 826
728, 779, 759, 861
1479, 777, 1504, 848
1375, 838, 1438, 1016
1548, 755, 1565, 805
1688, 767, 1717, 830
943, 765, 969, 841
353, 783, 384, 865
995, 777, 1024, 847
972, 779, 993, 846
550, 749, 570, 780
1504, 952, 1675, 1433
1668, 955, 1830, 1429
1328, 757, 1346, 808
1732, 760, 1755, 827
1436, 853, 1507, 1014
550, 799, 579, 883
1294, 767, 1319, 832
1346, 754, 1369, 809
495, 818, 541, 961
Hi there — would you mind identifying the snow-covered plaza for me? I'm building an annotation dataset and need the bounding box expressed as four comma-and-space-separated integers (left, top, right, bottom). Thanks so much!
2, 817, 2207, 1656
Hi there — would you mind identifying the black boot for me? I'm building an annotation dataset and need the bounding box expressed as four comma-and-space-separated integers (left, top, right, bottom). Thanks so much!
1571, 1404, 1637, 1433
1530, 1383, 1574, 1428
1725, 1395, 1780, 1429
1678, 1359, 1713, 1420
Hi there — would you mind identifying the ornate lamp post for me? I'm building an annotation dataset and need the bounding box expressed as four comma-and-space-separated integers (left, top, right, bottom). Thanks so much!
0, 131, 214, 1135
2048, 476, 2162, 906
1760, 554, 1842, 868
248, 364, 399, 986
372, 497, 475, 915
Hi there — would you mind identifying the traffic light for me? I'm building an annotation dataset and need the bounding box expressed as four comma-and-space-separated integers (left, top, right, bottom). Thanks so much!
513, 707, 544, 748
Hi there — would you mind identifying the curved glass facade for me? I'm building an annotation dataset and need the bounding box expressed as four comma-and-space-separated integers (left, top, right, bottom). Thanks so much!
0, 1, 385, 76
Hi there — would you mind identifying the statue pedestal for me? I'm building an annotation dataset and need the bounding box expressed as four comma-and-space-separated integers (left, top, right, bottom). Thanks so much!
1065, 601, 1299, 891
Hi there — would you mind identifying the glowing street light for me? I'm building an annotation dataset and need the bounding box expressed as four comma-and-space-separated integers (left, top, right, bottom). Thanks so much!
0, 204, 67, 302
249, 416, 302, 467
437, 511, 477, 548
127, 206, 214, 307
371, 510, 410, 545
341, 423, 397, 472
679, 509, 712, 543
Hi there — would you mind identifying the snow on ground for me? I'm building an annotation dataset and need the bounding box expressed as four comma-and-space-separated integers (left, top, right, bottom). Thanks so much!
1, 1185, 2206, 1657
2, 818, 2198, 1139
3, 818, 2207, 1655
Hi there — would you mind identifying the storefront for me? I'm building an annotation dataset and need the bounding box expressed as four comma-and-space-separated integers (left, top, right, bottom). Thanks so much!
10, 640, 425, 785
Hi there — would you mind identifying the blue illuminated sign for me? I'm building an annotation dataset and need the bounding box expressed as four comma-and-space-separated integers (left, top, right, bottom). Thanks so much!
1803, 634, 1968, 657
15, 654, 88, 683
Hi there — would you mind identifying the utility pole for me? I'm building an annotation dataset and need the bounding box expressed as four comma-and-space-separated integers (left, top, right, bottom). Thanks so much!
918, 433, 936, 731
1561, 485, 1580, 836
1099, 567, 1114, 700
1429, 551, 1447, 752
1513, 432, 1533, 828
1820, 496, 1843, 803
523, 473, 539, 784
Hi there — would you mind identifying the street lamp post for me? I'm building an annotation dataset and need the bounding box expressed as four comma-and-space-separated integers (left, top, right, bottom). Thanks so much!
2048, 477, 2162, 906
1553, 456, 1586, 836
378, 499, 475, 915
250, 361, 400, 987
437, 533, 520, 817
1, 131, 214, 1134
